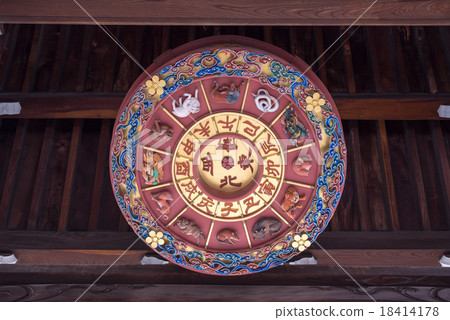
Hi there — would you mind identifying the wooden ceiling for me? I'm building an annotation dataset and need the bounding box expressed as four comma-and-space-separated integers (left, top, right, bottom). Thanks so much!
0, 2, 450, 301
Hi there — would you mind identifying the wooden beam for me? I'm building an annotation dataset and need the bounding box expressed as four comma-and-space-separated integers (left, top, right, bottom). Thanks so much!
1, 1, 450, 26
0, 264, 449, 287
1, 231, 449, 250
1, 283, 448, 302
0, 93, 448, 120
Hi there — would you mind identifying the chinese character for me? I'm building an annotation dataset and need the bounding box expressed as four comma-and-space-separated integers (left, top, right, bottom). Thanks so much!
217, 115, 237, 131
265, 159, 280, 177
181, 138, 194, 155
220, 202, 239, 217
201, 152, 214, 175
260, 133, 279, 155
258, 178, 276, 196
238, 149, 254, 173
197, 196, 215, 214
217, 138, 237, 152
220, 175, 242, 188
242, 120, 260, 137
180, 181, 199, 200
193, 121, 211, 137
175, 161, 190, 176
242, 196, 260, 214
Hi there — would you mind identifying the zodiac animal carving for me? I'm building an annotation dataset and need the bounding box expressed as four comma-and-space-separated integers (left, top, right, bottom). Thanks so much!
281, 186, 305, 218
216, 229, 240, 245
253, 88, 279, 113
150, 191, 173, 220
252, 218, 282, 240
211, 81, 244, 104
150, 119, 173, 142
282, 107, 309, 146
176, 218, 205, 246
172, 89, 200, 118
293, 154, 313, 176
143, 151, 164, 185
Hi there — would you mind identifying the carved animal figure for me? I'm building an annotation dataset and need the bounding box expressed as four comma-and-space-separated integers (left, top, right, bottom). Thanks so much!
252, 218, 282, 240
172, 89, 200, 118
211, 81, 244, 104
253, 88, 279, 113
293, 154, 313, 176
150, 191, 173, 219
176, 218, 205, 245
282, 107, 309, 146
216, 229, 240, 245
281, 186, 305, 218
150, 119, 173, 142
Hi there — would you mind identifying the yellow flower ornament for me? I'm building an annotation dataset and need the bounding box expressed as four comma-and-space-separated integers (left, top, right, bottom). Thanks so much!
306, 92, 325, 113
291, 233, 311, 252
145, 230, 165, 249
145, 75, 166, 97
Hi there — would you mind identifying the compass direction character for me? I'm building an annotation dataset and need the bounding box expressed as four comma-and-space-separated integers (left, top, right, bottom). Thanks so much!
220, 175, 243, 188
217, 115, 238, 132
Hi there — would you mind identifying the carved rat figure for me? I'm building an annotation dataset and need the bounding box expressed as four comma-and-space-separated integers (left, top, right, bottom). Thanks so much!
216, 229, 240, 245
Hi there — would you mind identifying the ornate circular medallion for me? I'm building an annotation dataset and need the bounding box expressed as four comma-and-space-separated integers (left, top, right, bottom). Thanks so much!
110, 36, 347, 275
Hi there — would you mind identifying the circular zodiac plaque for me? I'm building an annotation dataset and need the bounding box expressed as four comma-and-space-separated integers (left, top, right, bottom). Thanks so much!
110, 36, 347, 275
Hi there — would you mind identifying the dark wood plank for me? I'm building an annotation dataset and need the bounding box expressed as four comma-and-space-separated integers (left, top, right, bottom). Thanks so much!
404, 121, 431, 231
377, 120, 400, 230
0, 119, 28, 229
313, 27, 328, 86
38, 119, 73, 231
27, 119, 55, 230
430, 121, 450, 229
416, 27, 438, 94
358, 120, 389, 230
59, 25, 85, 92
7, 119, 45, 230
349, 120, 371, 231
2, 1, 450, 25
49, 25, 70, 92
58, 119, 82, 231
2, 284, 449, 302
425, 27, 450, 93
2, 93, 448, 120
75, 26, 95, 92
34, 25, 61, 92
321, 26, 347, 93
341, 26, 356, 94
88, 119, 109, 231
5, 25, 34, 91
392, 26, 410, 93
385, 121, 422, 230
0, 25, 19, 92
21, 25, 43, 92
0, 119, 17, 205
349, 27, 373, 93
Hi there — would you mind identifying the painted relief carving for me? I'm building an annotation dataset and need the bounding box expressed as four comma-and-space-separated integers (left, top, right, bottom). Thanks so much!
211, 81, 244, 104
293, 154, 313, 176
150, 191, 173, 219
253, 88, 279, 113
143, 151, 164, 185
281, 186, 305, 218
172, 89, 200, 117
176, 218, 205, 246
282, 106, 309, 146
216, 229, 240, 245
252, 218, 282, 240
150, 119, 173, 142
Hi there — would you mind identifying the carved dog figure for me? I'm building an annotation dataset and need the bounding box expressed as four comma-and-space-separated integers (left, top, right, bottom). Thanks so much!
176, 218, 205, 246
211, 81, 244, 104
252, 218, 282, 240
150, 191, 173, 219
281, 186, 305, 218
216, 229, 240, 245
